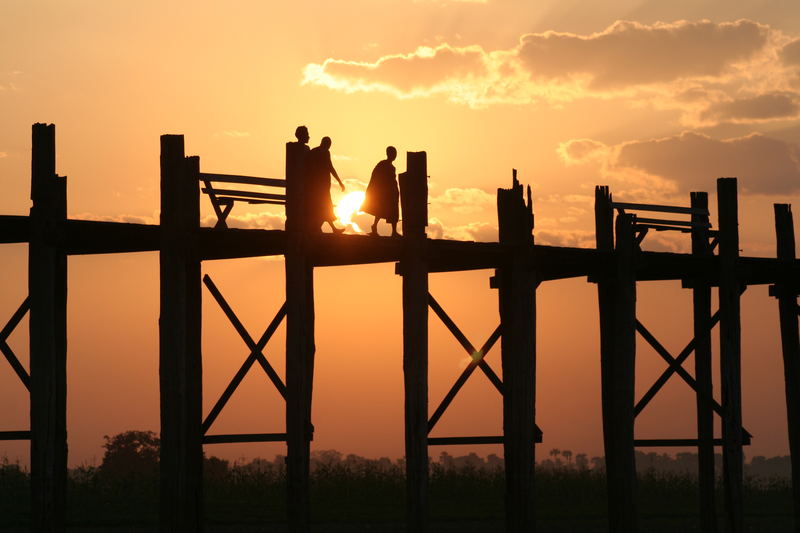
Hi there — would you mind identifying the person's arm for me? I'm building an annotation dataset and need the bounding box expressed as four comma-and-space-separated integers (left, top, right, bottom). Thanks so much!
329, 157, 345, 192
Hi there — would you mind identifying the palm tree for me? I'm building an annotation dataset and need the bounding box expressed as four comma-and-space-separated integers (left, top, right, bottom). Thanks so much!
563, 449, 573, 465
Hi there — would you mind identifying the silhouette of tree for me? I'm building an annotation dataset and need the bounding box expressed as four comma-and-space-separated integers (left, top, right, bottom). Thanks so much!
100, 430, 160, 479
563, 450, 573, 464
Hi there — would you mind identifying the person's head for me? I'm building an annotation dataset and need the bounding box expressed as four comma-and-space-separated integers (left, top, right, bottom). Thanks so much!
320, 136, 332, 150
295, 125, 309, 144
386, 146, 397, 162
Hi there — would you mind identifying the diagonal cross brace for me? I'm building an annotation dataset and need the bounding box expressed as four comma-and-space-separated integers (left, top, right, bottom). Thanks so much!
427, 293, 503, 432
0, 298, 30, 391
428, 325, 501, 433
428, 294, 503, 392
202, 275, 287, 434
634, 316, 720, 418
635, 308, 752, 439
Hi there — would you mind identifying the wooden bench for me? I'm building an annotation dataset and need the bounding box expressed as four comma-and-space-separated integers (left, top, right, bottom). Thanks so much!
199, 172, 287, 229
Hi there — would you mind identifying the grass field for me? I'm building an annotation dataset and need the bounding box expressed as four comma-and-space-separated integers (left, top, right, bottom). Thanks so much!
0, 457, 794, 531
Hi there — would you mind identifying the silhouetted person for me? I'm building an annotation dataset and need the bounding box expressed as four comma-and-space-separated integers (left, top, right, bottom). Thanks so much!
307, 136, 345, 233
362, 146, 400, 237
293, 125, 310, 152
286, 126, 312, 232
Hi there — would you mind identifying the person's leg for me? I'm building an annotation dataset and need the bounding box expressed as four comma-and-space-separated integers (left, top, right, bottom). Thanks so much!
390, 222, 400, 237
327, 219, 345, 234
369, 216, 379, 236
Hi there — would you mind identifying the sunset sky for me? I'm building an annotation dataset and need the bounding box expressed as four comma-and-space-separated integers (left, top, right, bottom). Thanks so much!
2, 0, 800, 468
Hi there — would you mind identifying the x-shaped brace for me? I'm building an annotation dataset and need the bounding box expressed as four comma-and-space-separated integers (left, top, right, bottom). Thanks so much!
0, 298, 30, 391
202, 275, 286, 434
427, 293, 503, 432
634, 290, 752, 440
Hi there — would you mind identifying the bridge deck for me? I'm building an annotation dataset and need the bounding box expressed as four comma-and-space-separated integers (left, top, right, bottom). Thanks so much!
0, 215, 793, 285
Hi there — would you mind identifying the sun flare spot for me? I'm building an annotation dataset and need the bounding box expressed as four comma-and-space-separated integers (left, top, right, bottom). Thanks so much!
335, 191, 366, 232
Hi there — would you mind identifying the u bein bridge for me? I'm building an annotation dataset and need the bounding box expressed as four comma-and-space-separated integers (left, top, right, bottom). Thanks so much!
1, 122, 800, 533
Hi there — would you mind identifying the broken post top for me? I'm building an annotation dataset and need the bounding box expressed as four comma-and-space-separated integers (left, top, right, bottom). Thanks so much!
31, 123, 66, 218
497, 169, 533, 245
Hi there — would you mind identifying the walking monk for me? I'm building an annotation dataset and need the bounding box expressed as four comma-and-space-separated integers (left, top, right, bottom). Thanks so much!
362, 146, 400, 237
306, 136, 346, 233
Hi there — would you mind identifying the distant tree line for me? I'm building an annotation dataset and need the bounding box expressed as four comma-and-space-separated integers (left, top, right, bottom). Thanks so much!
0, 431, 791, 483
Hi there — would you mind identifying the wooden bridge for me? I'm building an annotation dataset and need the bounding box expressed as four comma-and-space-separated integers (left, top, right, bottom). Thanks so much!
2, 123, 800, 533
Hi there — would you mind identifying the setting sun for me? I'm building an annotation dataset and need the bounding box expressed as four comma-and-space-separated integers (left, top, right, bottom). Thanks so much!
335, 191, 366, 232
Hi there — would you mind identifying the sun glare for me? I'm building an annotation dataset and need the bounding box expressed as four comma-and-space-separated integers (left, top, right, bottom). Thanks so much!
335, 191, 366, 232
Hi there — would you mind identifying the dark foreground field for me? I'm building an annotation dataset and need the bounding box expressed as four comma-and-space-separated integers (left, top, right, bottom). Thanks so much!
0, 458, 793, 532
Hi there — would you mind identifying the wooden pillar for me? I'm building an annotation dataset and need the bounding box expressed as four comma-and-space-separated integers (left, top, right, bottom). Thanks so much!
594, 187, 637, 533
717, 177, 743, 533
692, 192, 717, 533
497, 171, 535, 532
29, 122, 68, 532
399, 151, 429, 532
159, 136, 203, 532
285, 140, 315, 532
773, 204, 800, 533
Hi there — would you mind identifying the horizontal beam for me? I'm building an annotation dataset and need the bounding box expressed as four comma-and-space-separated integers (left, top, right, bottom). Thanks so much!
635, 435, 752, 447
198, 173, 286, 188
635, 217, 710, 228
637, 223, 692, 234
66, 219, 160, 254
1, 216, 799, 285
0, 215, 29, 243
429, 428, 543, 446
201, 188, 286, 202
0, 430, 31, 440
202, 433, 287, 444
199, 228, 285, 260
613, 202, 708, 216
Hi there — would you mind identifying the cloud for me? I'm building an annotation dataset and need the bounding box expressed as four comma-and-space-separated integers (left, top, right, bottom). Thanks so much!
430, 187, 494, 215
0, 152, 7, 158
303, 19, 800, 126
203, 211, 285, 230
534, 228, 595, 248
697, 91, 800, 124
781, 38, 800, 66
303, 44, 507, 107
71, 212, 156, 224
562, 132, 800, 195
557, 139, 610, 166
518, 19, 768, 89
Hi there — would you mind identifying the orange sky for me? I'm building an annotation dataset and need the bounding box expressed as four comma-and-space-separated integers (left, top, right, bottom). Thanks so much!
2, 0, 800, 467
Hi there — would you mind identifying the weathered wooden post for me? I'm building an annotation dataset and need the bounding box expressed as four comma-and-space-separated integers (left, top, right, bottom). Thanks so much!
773, 203, 800, 533
496, 171, 535, 532
594, 186, 638, 533
717, 177, 744, 533
159, 136, 203, 531
399, 151, 429, 532
29, 122, 68, 532
692, 191, 717, 533
285, 138, 316, 532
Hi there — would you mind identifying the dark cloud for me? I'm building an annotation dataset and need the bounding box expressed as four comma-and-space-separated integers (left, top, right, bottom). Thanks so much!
699, 92, 800, 123
781, 38, 800, 67
615, 132, 800, 194
518, 19, 769, 89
